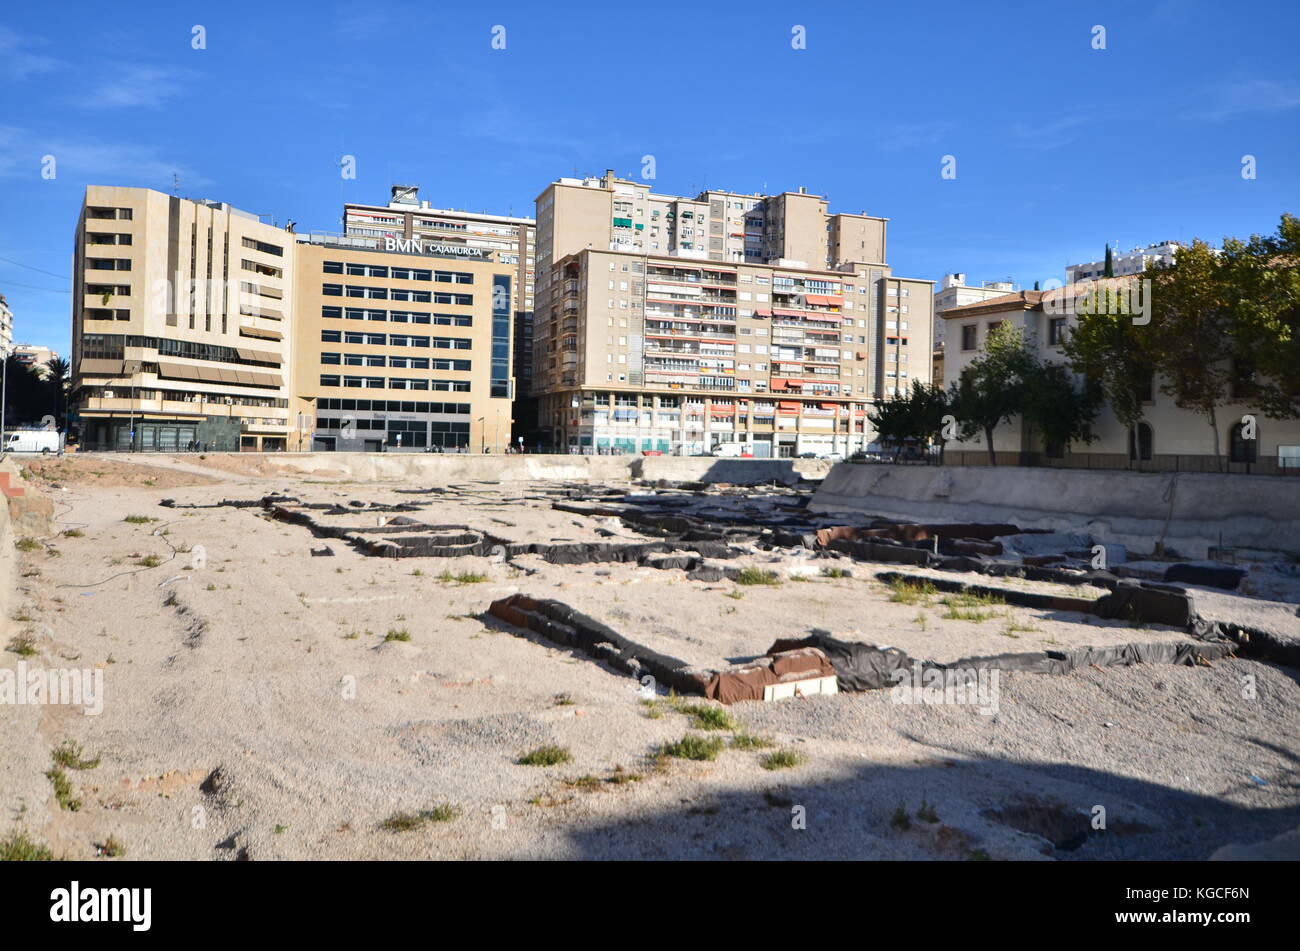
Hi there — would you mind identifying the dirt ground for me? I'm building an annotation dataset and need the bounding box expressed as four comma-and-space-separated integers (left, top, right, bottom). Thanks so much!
2, 462, 1298, 861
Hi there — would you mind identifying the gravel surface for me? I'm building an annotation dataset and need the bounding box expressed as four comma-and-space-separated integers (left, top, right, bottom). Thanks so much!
2, 464, 1296, 861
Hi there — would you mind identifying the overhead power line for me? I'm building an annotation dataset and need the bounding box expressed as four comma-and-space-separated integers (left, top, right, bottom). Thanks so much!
0, 255, 70, 281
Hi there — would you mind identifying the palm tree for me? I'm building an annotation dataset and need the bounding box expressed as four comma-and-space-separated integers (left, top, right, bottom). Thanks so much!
45, 357, 70, 428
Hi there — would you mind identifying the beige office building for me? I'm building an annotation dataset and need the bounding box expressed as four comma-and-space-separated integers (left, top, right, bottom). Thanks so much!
532, 171, 933, 456
290, 235, 516, 453
71, 186, 295, 451
343, 186, 536, 402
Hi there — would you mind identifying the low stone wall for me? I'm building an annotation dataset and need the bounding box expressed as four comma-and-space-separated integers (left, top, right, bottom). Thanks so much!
811, 464, 1300, 559
166, 452, 832, 486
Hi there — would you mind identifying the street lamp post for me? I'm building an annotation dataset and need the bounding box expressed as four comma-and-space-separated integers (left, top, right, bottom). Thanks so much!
476, 416, 485, 454
1, 353, 8, 455
123, 359, 142, 452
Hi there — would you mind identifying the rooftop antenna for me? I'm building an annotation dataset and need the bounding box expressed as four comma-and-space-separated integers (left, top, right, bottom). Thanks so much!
171, 173, 180, 197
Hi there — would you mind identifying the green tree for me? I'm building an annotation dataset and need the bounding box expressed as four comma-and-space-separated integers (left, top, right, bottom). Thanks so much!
1219, 213, 1300, 420
949, 321, 1036, 466
45, 357, 70, 429
1023, 361, 1101, 456
868, 380, 951, 463
1061, 291, 1155, 446
1146, 239, 1236, 465
866, 392, 913, 459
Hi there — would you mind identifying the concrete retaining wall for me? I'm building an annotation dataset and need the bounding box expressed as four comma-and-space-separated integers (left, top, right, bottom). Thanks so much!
184, 452, 831, 486
811, 464, 1300, 558
633, 456, 830, 485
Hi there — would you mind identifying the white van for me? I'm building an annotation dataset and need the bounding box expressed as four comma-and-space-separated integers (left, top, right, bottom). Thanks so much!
4, 431, 64, 454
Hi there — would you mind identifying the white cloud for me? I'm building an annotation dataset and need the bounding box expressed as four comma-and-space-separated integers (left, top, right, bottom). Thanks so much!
0, 26, 61, 80
89, 65, 193, 109
0, 124, 209, 188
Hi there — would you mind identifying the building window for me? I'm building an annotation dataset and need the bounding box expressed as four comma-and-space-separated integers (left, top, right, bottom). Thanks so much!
1048, 317, 1067, 346
1229, 421, 1258, 463
1129, 422, 1154, 462
961, 325, 976, 351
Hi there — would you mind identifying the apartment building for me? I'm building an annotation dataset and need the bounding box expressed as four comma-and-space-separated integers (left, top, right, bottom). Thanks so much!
71, 186, 295, 451
343, 185, 536, 436
932, 273, 1016, 344
941, 289, 1300, 468
531, 171, 932, 457
11, 344, 60, 378
291, 234, 515, 452
1065, 241, 1182, 283
0, 295, 13, 357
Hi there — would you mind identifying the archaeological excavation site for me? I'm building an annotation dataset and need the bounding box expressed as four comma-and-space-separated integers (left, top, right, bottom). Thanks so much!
2, 452, 1298, 861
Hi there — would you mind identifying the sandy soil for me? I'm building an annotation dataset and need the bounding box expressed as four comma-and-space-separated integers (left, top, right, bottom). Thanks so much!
2, 465, 1297, 861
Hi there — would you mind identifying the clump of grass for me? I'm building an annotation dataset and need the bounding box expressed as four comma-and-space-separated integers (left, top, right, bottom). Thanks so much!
552, 693, 575, 706
888, 578, 936, 604
730, 732, 776, 750
6, 631, 38, 657
437, 568, 487, 584
942, 604, 994, 622
562, 775, 602, 790
122, 515, 157, 524
724, 590, 745, 600
341, 631, 360, 640
1002, 614, 1040, 635
639, 697, 667, 719
383, 629, 410, 643
0, 829, 55, 861
61, 529, 85, 538
379, 804, 461, 831
945, 590, 1004, 607
410, 568, 424, 577
890, 804, 911, 830
606, 766, 642, 784
676, 703, 738, 731
659, 734, 726, 762
517, 745, 571, 766
917, 799, 940, 823
51, 740, 100, 771
822, 567, 849, 579
734, 567, 780, 586
205, 583, 216, 591
939, 590, 1003, 621
758, 749, 806, 770
46, 766, 81, 812
134, 554, 163, 568
11, 608, 35, 622
915, 611, 928, 631
96, 836, 126, 858
15, 537, 41, 552
968, 848, 992, 861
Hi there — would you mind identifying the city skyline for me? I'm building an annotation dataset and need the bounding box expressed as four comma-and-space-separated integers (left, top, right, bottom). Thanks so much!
2, 0, 1298, 354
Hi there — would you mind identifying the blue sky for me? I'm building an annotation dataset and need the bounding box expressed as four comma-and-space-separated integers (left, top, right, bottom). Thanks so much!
2, 0, 1297, 354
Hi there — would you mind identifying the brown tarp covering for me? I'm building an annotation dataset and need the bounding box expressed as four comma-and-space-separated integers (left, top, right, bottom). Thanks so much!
704, 647, 834, 704
816, 522, 1020, 546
